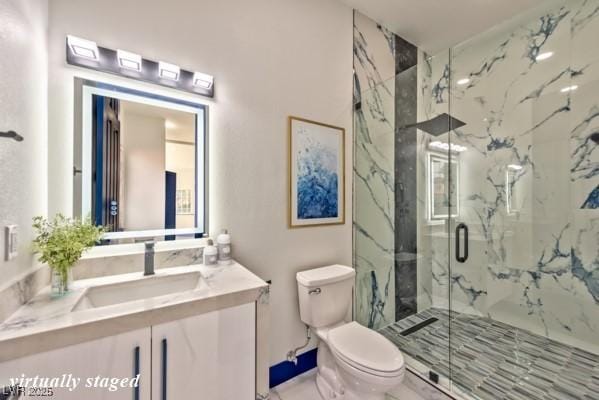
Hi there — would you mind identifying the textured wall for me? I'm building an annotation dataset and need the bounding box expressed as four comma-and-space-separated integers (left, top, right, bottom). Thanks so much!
0, 0, 48, 288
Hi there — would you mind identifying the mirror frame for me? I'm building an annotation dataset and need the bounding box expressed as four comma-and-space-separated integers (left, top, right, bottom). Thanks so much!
73, 78, 208, 241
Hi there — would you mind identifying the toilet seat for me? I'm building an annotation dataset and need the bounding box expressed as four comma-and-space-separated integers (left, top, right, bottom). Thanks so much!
328, 322, 404, 377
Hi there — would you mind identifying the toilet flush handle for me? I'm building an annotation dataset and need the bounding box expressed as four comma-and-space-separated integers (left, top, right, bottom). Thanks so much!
308, 288, 321, 295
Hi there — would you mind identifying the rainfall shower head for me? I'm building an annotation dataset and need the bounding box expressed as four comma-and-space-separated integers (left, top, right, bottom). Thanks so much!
399, 113, 466, 136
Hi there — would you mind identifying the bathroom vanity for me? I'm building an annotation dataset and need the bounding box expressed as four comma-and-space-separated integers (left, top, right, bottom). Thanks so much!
0, 262, 269, 400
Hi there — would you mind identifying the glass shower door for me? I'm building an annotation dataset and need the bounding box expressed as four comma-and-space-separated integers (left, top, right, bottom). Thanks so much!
447, 0, 599, 398
360, 52, 455, 392
352, 10, 454, 395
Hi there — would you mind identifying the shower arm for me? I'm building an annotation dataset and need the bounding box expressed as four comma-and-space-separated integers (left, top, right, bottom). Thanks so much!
0, 130, 24, 142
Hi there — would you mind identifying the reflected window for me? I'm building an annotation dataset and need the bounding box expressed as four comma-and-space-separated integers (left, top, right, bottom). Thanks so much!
427, 152, 459, 222
176, 189, 193, 215
506, 165, 523, 215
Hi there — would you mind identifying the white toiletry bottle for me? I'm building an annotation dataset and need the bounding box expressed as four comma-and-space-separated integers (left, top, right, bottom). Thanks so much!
203, 239, 218, 266
217, 229, 232, 265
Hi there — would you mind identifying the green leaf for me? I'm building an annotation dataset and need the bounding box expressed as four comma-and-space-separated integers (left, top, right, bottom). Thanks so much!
32, 214, 105, 286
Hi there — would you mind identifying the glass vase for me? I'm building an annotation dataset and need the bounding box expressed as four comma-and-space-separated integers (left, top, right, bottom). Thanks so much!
51, 268, 73, 297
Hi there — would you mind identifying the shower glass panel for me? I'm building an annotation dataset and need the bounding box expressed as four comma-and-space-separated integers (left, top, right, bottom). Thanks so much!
353, 10, 453, 392
354, 1, 599, 398
447, 0, 599, 398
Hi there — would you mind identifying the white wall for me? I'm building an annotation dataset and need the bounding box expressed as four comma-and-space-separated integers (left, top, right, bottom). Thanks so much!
121, 112, 166, 231
47, 0, 353, 365
165, 142, 195, 228
0, 0, 48, 284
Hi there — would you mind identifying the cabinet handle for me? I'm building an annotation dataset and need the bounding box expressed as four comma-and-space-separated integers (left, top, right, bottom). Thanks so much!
133, 346, 140, 400
161, 338, 168, 400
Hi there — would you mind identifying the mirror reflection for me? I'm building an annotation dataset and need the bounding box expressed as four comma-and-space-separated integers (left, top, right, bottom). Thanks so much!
427, 152, 459, 222
74, 82, 206, 243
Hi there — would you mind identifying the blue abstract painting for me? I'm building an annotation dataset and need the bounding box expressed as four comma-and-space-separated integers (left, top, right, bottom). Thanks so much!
290, 118, 344, 227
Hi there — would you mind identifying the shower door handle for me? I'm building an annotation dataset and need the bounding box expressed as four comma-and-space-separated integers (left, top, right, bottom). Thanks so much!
455, 223, 469, 263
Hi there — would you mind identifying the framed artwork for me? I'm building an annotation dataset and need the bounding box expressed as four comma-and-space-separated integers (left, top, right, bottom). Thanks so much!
288, 116, 345, 228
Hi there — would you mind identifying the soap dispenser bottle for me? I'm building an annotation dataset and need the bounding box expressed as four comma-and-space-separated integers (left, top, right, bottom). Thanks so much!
217, 229, 232, 265
203, 239, 218, 266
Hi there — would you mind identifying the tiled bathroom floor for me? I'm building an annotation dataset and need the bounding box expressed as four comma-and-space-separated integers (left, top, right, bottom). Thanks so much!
269, 371, 321, 400
380, 308, 599, 400
270, 369, 452, 400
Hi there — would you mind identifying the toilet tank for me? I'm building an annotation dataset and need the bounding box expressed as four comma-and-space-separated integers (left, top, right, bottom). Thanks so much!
296, 265, 356, 328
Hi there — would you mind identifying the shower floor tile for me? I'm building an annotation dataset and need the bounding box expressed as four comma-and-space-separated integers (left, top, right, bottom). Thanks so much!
380, 308, 599, 400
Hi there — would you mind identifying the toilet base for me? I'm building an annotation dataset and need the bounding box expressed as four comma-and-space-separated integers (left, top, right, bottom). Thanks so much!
316, 371, 388, 400
315, 371, 386, 400
315, 371, 339, 399
314, 339, 399, 400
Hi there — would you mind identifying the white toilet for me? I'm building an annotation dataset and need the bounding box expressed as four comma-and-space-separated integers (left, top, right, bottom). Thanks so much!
296, 265, 405, 400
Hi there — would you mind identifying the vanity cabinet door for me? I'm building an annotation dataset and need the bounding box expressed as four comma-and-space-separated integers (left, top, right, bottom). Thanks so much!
0, 327, 151, 400
151, 303, 255, 400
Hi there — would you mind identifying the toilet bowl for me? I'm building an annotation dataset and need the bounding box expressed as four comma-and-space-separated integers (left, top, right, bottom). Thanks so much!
296, 265, 405, 400
315, 322, 405, 400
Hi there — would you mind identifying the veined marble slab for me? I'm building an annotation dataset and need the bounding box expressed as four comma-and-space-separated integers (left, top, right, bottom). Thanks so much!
353, 10, 397, 330
418, 0, 599, 353
73, 241, 205, 280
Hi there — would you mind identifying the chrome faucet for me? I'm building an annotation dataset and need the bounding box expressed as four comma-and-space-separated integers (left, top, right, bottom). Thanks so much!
144, 241, 155, 276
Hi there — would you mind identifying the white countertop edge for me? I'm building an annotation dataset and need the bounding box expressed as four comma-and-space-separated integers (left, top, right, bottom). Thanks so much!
0, 262, 268, 362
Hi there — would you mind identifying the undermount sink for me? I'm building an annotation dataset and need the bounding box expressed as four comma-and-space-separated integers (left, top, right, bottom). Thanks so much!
72, 271, 203, 311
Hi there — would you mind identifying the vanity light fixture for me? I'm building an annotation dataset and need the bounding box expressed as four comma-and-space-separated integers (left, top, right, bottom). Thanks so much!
67, 35, 99, 61
560, 85, 578, 93
457, 78, 470, 86
66, 35, 214, 97
193, 72, 214, 89
159, 62, 180, 81
508, 164, 523, 170
535, 51, 554, 61
429, 141, 467, 153
117, 49, 142, 72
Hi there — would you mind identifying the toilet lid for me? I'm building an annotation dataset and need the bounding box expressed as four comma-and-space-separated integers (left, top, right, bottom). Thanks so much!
328, 322, 404, 374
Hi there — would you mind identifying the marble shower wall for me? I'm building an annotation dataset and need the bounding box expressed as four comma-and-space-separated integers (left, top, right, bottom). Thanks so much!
425, 0, 599, 354
353, 11, 397, 329
415, 50, 451, 313
353, 11, 444, 329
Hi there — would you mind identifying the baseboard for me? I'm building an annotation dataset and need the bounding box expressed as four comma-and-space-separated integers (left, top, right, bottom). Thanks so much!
269, 348, 317, 388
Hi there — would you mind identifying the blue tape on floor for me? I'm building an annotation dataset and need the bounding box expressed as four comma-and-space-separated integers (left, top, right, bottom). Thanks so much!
269, 348, 317, 388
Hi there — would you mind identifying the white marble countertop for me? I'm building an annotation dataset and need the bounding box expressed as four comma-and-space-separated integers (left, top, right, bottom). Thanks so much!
0, 261, 268, 362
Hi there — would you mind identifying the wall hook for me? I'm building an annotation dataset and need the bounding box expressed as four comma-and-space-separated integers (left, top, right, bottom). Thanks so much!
0, 131, 24, 142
